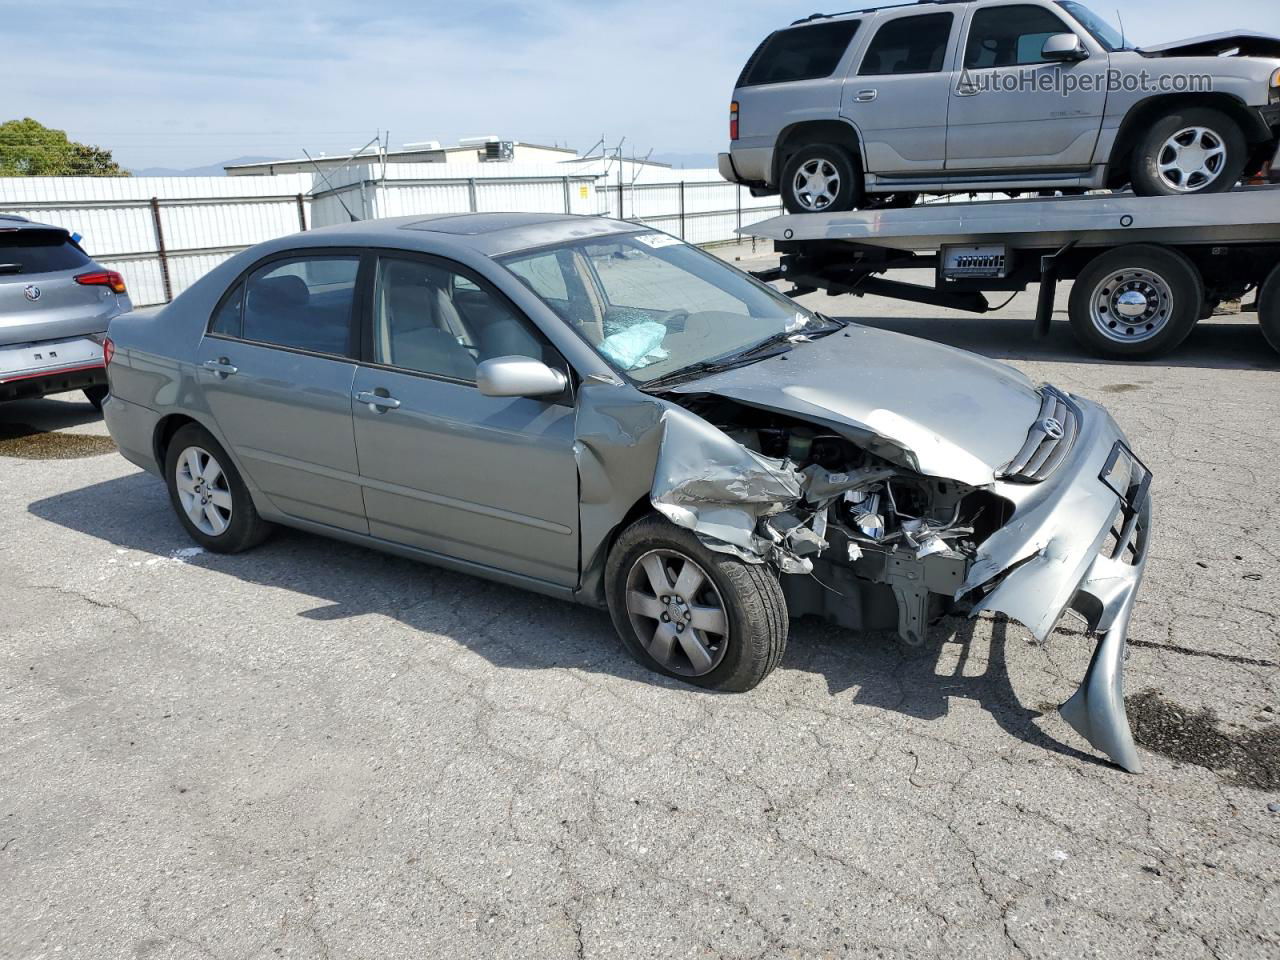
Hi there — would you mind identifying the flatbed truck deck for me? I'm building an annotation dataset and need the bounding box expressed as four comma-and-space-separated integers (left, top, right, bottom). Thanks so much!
742, 186, 1280, 359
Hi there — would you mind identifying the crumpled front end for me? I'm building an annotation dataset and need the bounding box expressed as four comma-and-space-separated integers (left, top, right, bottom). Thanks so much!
643, 383, 1153, 773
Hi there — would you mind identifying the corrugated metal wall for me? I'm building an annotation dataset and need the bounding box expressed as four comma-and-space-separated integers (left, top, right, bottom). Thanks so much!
0, 165, 782, 306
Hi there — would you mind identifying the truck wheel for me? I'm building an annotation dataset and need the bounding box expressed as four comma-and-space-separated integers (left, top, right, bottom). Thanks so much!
1068, 245, 1203, 358
781, 145, 863, 214
164, 423, 272, 554
1260, 264, 1280, 356
605, 515, 788, 692
1130, 108, 1247, 196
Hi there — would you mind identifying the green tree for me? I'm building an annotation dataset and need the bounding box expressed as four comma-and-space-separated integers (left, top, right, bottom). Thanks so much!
0, 118, 130, 177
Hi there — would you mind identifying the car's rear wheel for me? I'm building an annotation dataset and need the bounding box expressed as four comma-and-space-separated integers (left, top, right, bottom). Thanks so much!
1067, 245, 1204, 358
1130, 108, 1247, 196
781, 145, 862, 214
164, 423, 271, 553
1259, 263, 1280, 356
83, 385, 109, 410
605, 515, 787, 692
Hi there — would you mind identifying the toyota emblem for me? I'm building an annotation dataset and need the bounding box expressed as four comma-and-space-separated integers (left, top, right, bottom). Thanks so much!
24, 284, 41, 302
1040, 417, 1065, 441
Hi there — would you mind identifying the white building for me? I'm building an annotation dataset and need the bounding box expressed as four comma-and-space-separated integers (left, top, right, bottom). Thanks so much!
224, 138, 580, 177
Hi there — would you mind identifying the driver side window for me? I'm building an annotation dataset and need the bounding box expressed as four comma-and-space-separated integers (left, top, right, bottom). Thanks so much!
965, 5, 1072, 69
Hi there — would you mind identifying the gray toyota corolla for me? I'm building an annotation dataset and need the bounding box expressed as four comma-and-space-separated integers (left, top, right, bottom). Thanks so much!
102, 212, 1153, 772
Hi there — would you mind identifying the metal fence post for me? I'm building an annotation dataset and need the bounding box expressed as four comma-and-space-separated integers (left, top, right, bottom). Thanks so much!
149, 197, 173, 303
296, 193, 307, 231
679, 181, 686, 240
562, 177, 571, 214
736, 186, 742, 234
468, 178, 478, 212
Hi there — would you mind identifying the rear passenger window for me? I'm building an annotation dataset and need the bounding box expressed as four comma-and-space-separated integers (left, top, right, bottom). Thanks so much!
738, 20, 861, 87
210, 283, 243, 337
240, 256, 359, 357
372, 256, 549, 382
859, 13, 954, 76
965, 5, 1071, 68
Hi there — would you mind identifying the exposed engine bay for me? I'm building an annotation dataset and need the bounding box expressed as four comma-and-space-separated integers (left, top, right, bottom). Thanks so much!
669, 395, 1015, 646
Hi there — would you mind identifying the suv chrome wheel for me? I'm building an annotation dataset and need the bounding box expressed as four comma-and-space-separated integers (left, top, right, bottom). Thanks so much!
174, 445, 233, 536
625, 549, 729, 677
1089, 269, 1174, 344
1157, 126, 1227, 193
792, 158, 841, 212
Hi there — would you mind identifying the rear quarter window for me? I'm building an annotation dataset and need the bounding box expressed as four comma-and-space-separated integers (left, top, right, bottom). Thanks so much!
0, 229, 91, 276
738, 20, 861, 87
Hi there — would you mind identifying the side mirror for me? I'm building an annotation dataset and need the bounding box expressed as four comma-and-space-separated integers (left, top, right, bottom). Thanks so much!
1042, 33, 1088, 62
476, 356, 568, 398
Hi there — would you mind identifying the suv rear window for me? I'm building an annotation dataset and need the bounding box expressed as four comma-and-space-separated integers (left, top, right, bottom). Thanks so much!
859, 12, 954, 76
0, 229, 91, 276
738, 20, 861, 87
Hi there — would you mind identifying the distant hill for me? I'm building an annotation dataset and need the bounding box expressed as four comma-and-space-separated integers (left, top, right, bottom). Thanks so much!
650, 152, 718, 170
129, 156, 282, 177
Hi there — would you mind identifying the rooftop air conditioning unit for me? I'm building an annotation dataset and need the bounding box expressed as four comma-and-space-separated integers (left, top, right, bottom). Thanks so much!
481, 141, 515, 162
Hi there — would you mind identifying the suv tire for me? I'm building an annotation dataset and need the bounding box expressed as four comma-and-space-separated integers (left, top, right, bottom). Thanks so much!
781, 145, 863, 214
164, 423, 272, 554
1259, 263, 1280, 356
1130, 107, 1247, 196
605, 514, 788, 692
1068, 245, 1204, 358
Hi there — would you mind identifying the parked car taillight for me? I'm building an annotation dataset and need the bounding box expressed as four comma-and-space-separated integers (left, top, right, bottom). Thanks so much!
74, 270, 127, 294
730, 101, 739, 141
102, 336, 115, 366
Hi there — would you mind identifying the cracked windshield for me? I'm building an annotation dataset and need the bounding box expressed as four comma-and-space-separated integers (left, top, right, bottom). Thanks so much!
499, 232, 834, 382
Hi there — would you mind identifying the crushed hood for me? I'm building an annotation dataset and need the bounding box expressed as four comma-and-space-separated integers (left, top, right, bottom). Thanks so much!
668, 325, 1042, 487
1138, 32, 1280, 58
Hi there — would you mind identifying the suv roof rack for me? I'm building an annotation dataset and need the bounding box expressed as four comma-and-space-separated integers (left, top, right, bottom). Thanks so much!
790, 0, 964, 25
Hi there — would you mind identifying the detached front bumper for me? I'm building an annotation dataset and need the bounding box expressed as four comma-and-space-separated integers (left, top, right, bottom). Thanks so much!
965, 395, 1153, 772
0, 335, 106, 402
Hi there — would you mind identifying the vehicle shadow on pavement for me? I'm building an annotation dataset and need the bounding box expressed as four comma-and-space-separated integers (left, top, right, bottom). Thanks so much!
0, 395, 103, 432
847, 314, 1279, 371
31, 470, 1099, 766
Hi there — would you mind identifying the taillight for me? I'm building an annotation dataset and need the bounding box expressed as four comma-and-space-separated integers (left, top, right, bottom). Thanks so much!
103, 337, 115, 366
730, 101, 739, 141
75, 270, 128, 294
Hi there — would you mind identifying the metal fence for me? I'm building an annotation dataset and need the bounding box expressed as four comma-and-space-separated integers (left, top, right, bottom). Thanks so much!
0, 168, 783, 307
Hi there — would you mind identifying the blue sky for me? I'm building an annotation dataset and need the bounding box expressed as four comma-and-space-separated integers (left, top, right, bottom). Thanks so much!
5, 0, 1278, 170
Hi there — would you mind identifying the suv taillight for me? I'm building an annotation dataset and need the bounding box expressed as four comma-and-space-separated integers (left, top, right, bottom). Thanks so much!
75, 270, 127, 294
730, 101, 739, 141
102, 336, 115, 366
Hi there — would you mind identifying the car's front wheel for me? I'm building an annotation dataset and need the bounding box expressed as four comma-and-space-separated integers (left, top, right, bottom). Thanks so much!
781, 145, 862, 214
1130, 108, 1247, 196
605, 515, 788, 692
1259, 263, 1280, 356
164, 423, 272, 553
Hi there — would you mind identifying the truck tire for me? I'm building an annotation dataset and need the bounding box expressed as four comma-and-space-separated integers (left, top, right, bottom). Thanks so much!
605, 514, 788, 693
1130, 107, 1247, 196
1068, 245, 1204, 358
781, 144, 863, 214
1260, 264, 1280, 356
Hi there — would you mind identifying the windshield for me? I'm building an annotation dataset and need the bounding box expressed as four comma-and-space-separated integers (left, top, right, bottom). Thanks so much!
1057, 1, 1128, 52
497, 231, 831, 384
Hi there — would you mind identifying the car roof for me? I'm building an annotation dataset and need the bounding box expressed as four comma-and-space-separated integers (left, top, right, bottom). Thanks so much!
788, 0, 972, 25
0, 214, 68, 233
297, 211, 649, 257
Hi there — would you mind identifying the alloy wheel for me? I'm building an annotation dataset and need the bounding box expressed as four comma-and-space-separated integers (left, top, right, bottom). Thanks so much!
1156, 126, 1227, 193
625, 549, 729, 677
792, 158, 841, 212
174, 445, 233, 536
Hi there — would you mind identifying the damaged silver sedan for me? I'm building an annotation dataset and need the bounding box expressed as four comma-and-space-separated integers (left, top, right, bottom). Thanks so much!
101, 212, 1152, 772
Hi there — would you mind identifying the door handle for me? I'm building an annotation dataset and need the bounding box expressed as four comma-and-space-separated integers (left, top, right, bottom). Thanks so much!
355, 390, 401, 411
955, 82, 980, 97
202, 358, 238, 376
854, 89, 878, 103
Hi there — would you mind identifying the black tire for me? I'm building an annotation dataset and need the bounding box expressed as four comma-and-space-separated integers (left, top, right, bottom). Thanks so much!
1260, 264, 1280, 356
1130, 107, 1247, 197
781, 144, 863, 214
1068, 245, 1204, 359
83, 385, 109, 410
163, 423, 272, 554
605, 514, 788, 693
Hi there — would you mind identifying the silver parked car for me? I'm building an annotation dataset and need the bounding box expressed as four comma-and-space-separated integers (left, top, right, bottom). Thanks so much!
103, 212, 1152, 771
720, 0, 1280, 212
1, 214, 132, 407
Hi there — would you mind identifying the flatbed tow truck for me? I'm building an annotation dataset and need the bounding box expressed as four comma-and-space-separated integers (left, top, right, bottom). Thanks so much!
743, 185, 1280, 359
